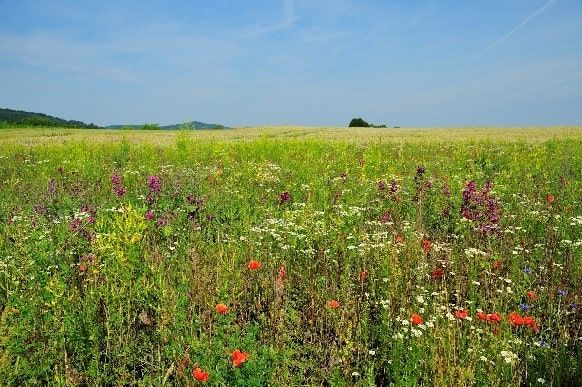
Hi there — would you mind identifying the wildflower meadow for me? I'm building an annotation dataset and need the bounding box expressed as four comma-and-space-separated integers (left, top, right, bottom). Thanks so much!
0, 127, 580, 385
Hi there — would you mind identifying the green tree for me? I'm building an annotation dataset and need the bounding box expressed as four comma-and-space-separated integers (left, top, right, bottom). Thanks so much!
348, 118, 370, 127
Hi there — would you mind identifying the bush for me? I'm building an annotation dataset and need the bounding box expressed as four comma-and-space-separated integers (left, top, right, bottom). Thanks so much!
141, 123, 161, 130
348, 118, 370, 127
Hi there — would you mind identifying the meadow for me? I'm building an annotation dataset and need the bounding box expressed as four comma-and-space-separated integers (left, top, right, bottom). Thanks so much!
0, 126, 580, 385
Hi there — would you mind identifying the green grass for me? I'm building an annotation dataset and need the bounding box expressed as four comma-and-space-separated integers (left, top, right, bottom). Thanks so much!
0, 127, 581, 385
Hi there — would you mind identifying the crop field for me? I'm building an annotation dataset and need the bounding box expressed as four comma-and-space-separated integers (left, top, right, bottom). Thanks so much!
0, 126, 581, 386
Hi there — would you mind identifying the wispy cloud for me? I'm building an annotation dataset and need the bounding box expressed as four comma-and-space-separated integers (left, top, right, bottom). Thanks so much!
468, 0, 557, 64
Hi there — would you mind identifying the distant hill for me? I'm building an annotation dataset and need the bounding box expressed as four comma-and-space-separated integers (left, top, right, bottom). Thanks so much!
0, 108, 100, 128
106, 121, 227, 130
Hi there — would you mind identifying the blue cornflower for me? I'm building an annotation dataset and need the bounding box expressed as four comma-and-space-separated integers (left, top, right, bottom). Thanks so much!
519, 303, 531, 312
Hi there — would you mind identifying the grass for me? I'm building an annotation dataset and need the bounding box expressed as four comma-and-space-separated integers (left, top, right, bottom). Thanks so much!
0, 126, 581, 385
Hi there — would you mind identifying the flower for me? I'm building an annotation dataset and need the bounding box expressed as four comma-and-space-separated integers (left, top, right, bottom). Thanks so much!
523, 316, 540, 332
278, 265, 286, 280
508, 312, 525, 326
359, 271, 368, 283
526, 290, 538, 301
411, 313, 423, 325
519, 303, 531, 312
144, 210, 155, 221
247, 260, 261, 270
492, 260, 503, 270
193, 367, 209, 382
546, 194, 555, 204
455, 309, 469, 320
279, 191, 291, 204
394, 234, 404, 244
231, 349, 249, 367
431, 267, 444, 280
328, 300, 341, 309
421, 239, 431, 254
215, 303, 229, 314
477, 312, 501, 323
557, 288, 567, 297
147, 175, 162, 193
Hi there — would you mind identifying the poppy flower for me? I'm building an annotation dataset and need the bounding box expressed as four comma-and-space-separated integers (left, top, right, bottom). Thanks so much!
231, 349, 249, 367
79, 263, 88, 272
523, 316, 540, 333
359, 271, 368, 283
526, 290, 538, 301
278, 265, 286, 280
421, 239, 431, 254
431, 267, 444, 280
411, 313, 423, 325
394, 234, 404, 244
546, 194, 555, 204
193, 367, 209, 382
247, 260, 261, 270
477, 312, 501, 323
492, 260, 503, 270
328, 300, 341, 309
508, 312, 525, 326
215, 303, 229, 314
455, 309, 469, 319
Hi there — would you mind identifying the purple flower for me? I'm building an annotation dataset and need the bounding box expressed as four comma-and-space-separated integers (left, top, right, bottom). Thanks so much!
156, 217, 168, 227
69, 218, 82, 232
145, 210, 155, 221
377, 181, 386, 191
279, 191, 291, 204
416, 166, 425, 177
111, 174, 126, 197
111, 175, 122, 186
522, 267, 532, 274
147, 175, 162, 193
519, 303, 531, 312
557, 288, 567, 297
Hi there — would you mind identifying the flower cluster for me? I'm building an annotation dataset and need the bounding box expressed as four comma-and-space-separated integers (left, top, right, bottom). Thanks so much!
111, 174, 126, 197
460, 180, 501, 235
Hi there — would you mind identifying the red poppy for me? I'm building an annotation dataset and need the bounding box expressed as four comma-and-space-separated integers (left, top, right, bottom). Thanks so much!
215, 303, 229, 314
193, 367, 209, 382
421, 239, 431, 254
455, 309, 469, 319
247, 260, 261, 270
523, 316, 540, 333
395, 234, 404, 244
477, 312, 501, 323
546, 194, 555, 204
328, 300, 341, 309
79, 263, 88, 272
411, 313, 423, 325
359, 271, 368, 283
526, 290, 538, 301
492, 260, 503, 270
278, 265, 286, 280
508, 312, 525, 326
231, 349, 249, 367
431, 267, 444, 280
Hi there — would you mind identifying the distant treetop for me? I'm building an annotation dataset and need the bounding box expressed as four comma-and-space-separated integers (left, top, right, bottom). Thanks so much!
349, 118, 370, 127
348, 118, 387, 128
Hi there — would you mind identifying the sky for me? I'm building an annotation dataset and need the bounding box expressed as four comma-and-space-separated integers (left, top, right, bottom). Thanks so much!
1, 0, 581, 127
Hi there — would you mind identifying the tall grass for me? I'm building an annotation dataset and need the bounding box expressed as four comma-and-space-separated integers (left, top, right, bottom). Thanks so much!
0, 131, 580, 385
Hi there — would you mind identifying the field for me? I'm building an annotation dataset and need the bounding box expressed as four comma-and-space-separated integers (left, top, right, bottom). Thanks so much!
0, 126, 581, 385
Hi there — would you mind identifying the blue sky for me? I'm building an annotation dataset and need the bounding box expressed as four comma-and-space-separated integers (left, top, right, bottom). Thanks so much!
1, 0, 581, 127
